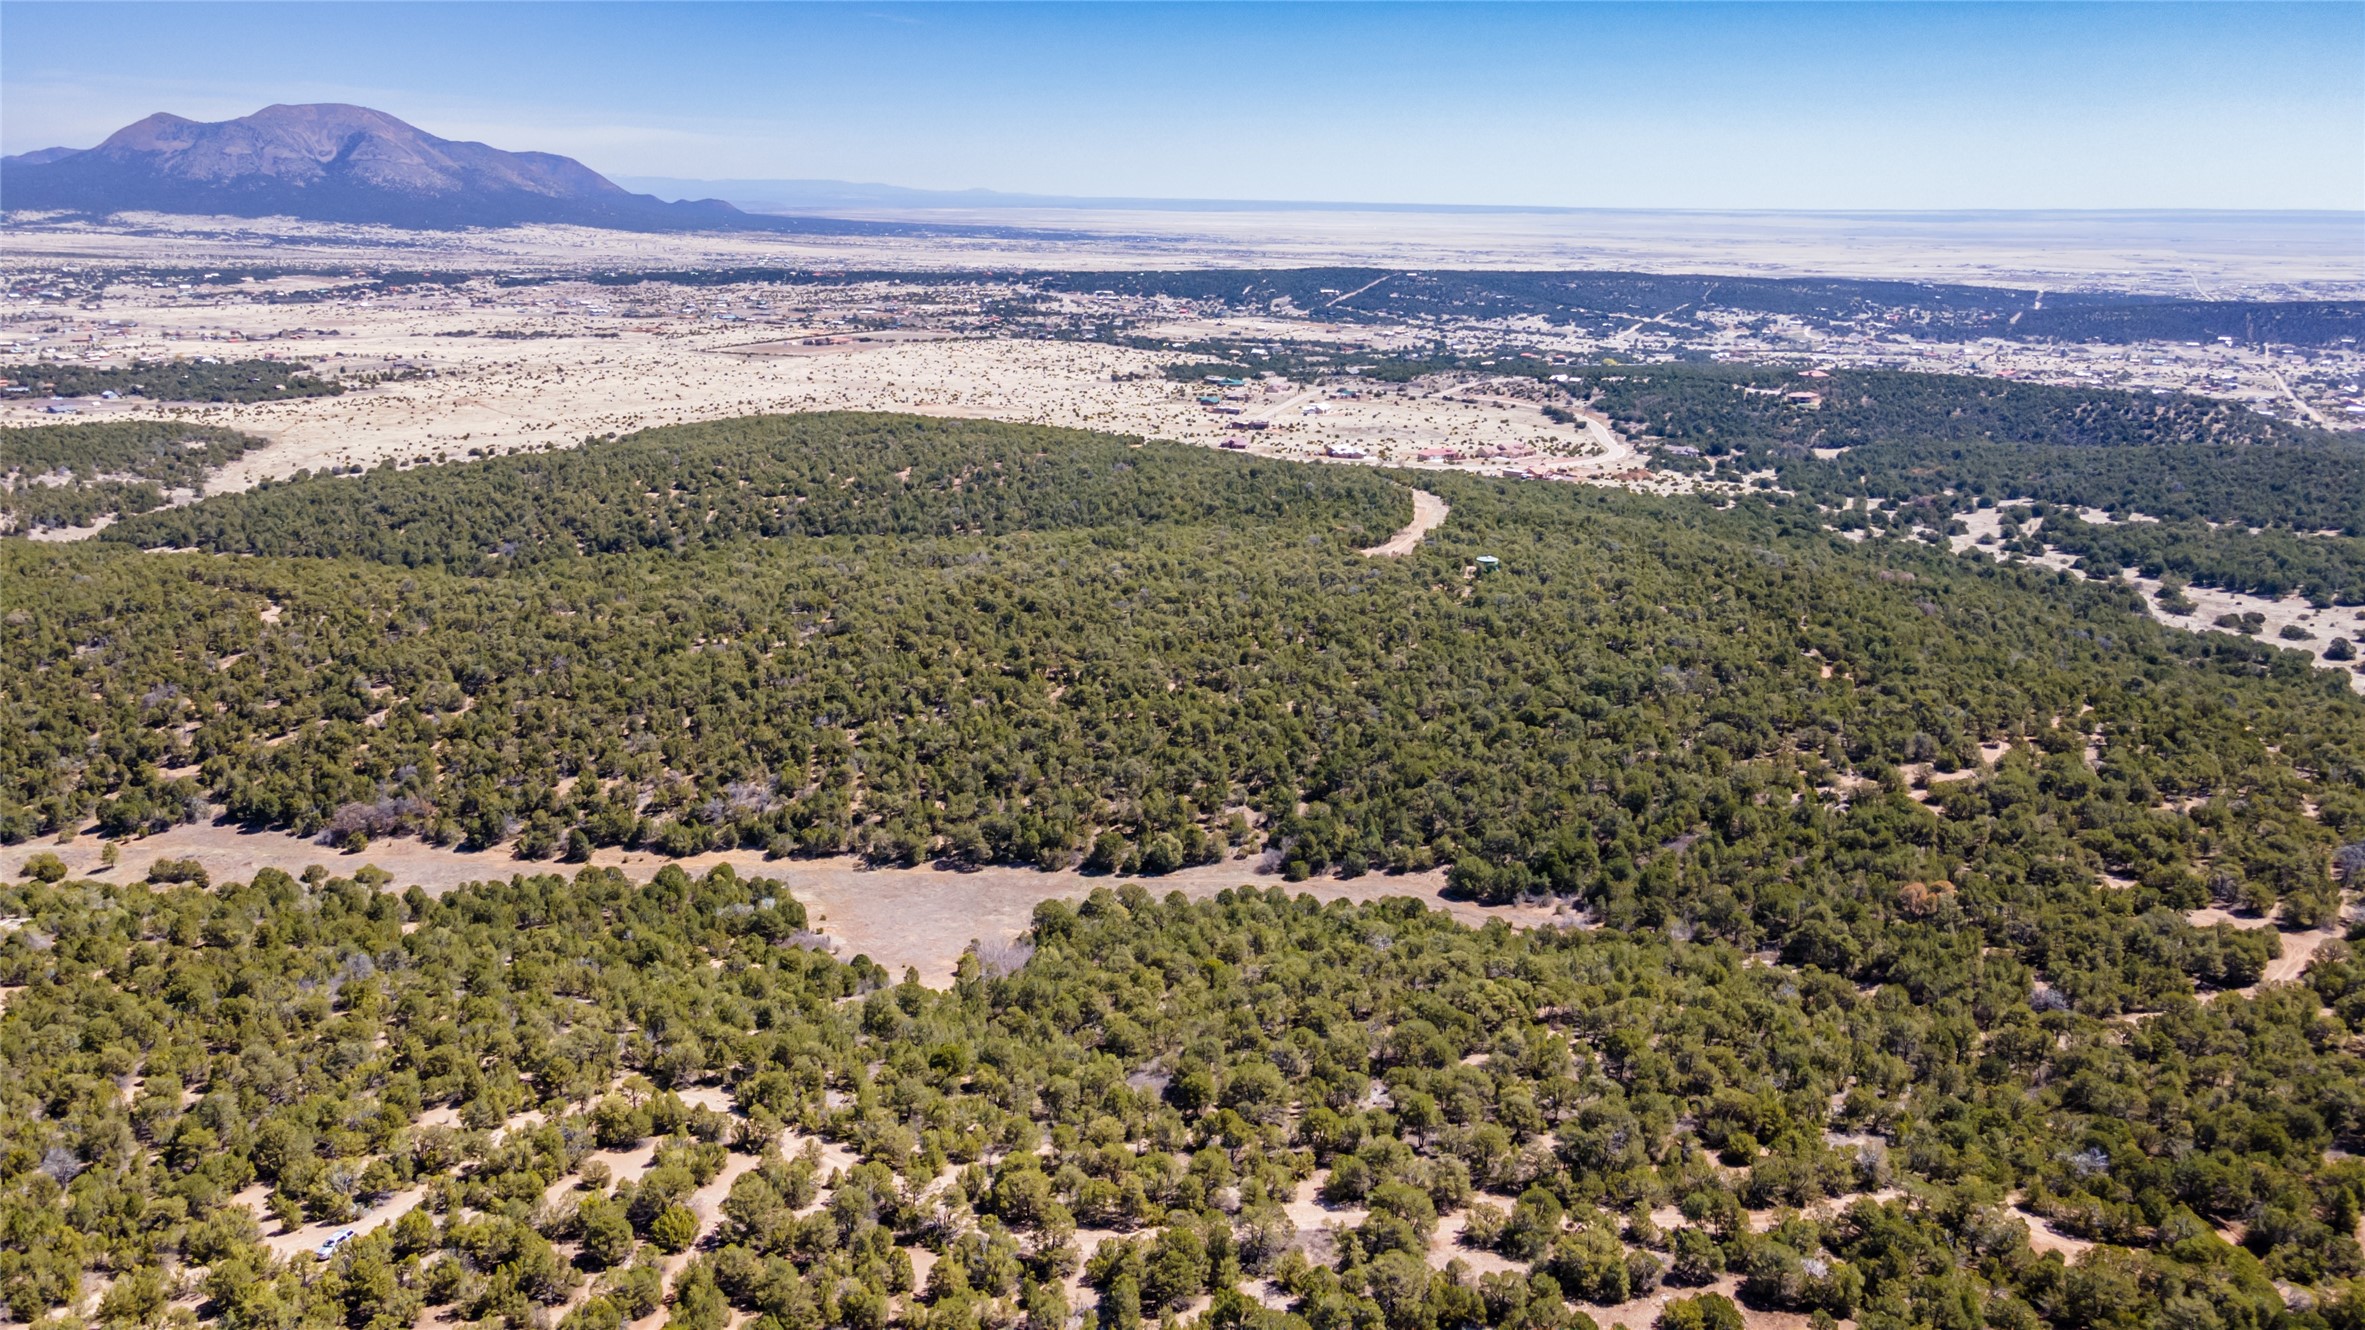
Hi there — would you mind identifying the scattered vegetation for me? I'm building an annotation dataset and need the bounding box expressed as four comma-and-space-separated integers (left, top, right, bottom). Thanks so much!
2, 420, 268, 532
1045, 269, 2365, 347
1535, 364, 2365, 595
2038, 512, 2365, 603
1560, 366, 2320, 457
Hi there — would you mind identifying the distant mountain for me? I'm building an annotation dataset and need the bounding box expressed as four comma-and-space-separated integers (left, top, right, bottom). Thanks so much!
2, 146, 84, 168
0, 104, 920, 234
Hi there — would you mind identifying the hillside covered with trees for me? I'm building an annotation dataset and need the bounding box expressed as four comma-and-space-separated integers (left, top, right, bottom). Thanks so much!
5, 410, 2364, 1328
3, 863, 2362, 1330
6, 410, 2356, 934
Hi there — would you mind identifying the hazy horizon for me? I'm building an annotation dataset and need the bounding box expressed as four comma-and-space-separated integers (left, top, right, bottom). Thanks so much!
611, 173, 2365, 219
5, 1, 2361, 213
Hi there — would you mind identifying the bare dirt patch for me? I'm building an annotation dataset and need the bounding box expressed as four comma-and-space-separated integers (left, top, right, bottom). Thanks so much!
2185, 906, 2350, 992
1952, 508, 2365, 694
0, 823, 1575, 985
1360, 488, 1449, 557
2256, 923, 2345, 987
1587, 1273, 1827, 1330
251, 1185, 427, 1262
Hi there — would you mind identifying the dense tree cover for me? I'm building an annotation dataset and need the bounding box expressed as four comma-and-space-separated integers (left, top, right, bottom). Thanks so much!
1527, 365, 2365, 593
2006, 300, 2365, 349
3, 867, 2362, 1330
2031, 513, 2365, 604
1154, 355, 2365, 546
1559, 366, 2318, 456
1041, 269, 2365, 347
96, 414, 1405, 572
1751, 439, 2365, 537
0, 863, 850, 1329
7, 410, 2365, 1330
2, 421, 268, 532
0, 359, 344, 405
10, 415, 2364, 994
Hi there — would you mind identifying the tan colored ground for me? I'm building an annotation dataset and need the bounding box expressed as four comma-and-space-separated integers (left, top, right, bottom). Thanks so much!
1951, 507, 2365, 694
245, 1183, 427, 1263
2018, 1212, 2099, 1263
0, 822, 1578, 985
1284, 1170, 1366, 1236
1360, 488, 1449, 556
0, 287, 1636, 493
2186, 906, 2350, 992
1595, 1278, 1830, 1330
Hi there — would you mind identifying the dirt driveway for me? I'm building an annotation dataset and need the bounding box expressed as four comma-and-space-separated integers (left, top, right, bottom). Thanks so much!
1360, 488, 1450, 556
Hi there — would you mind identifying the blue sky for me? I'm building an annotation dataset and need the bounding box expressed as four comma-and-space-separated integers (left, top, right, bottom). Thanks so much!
4, 2, 2360, 210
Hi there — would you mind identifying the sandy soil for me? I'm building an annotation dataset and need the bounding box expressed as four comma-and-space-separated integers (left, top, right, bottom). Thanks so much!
1283, 1171, 1367, 1235
0, 822, 1579, 985
248, 1183, 427, 1262
1, 291, 1626, 495
1952, 507, 2365, 693
1585, 1273, 1827, 1330
1360, 488, 1449, 556
2257, 926, 2343, 986
2005, 1192, 2102, 1263
2186, 906, 2350, 992
1430, 1210, 1528, 1279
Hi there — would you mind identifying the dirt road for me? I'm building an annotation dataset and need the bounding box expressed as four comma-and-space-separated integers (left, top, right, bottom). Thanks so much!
1361, 488, 1450, 556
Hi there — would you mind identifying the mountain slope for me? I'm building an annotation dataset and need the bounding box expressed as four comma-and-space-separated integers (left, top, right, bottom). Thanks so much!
2, 103, 880, 233
0, 146, 83, 168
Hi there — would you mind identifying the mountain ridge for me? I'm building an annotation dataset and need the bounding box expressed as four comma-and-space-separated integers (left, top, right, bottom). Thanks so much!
1, 104, 915, 235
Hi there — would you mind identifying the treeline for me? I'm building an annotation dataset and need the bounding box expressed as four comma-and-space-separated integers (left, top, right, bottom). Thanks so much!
1752, 438, 2365, 535
1560, 365, 2317, 454
2, 420, 268, 533
2007, 299, 2365, 349
99, 414, 1406, 571
1043, 268, 2365, 346
1547, 366, 2365, 582
2036, 513, 2365, 604
0, 357, 344, 404
1155, 354, 2365, 540
1, 867, 2360, 1330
